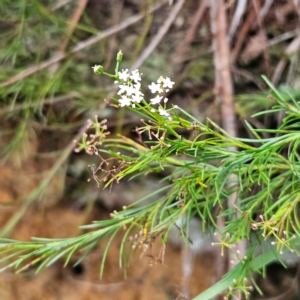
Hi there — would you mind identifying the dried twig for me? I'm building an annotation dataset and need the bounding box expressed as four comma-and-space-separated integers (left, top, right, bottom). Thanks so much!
50, 0, 89, 74
259, 0, 273, 18
272, 60, 287, 86
293, 0, 300, 19
228, 0, 248, 42
273, 31, 300, 134
210, 1, 236, 138
210, 1, 234, 287
231, 0, 273, 63
251, 0, 271, 76
231, 65, 265, 90
0, 1, 166, 88
210, 3, 250, 294
50, 0, 74, 11
272, 32, 300, 85
230, 6, 256, 63
103, 0, 124, 70
130, 0, 185, 71
173, 0, 208, 63
0, 93, 77, 116
268, 30, 298, 47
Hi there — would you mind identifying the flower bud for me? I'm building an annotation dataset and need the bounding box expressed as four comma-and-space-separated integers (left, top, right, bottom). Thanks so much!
116, 50, 123, 62
92, 65, 104, 75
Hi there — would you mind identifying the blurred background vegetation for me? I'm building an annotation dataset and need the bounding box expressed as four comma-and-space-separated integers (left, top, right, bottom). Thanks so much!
1, 0, 300, 299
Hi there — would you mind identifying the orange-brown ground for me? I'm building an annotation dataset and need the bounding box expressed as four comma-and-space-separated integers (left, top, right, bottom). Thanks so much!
0, 157, 215, 300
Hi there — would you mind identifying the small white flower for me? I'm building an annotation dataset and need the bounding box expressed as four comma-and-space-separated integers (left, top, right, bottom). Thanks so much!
164, 98, 168, 103
92, 65, 103, 74
119, 95, 131, 107
148, 82, 163, 94
163, 77, 175, 89
150, 95, 163, 105
134, 82, 141, 90
157, 76, 164, 84
139, 90, 144, 97
92, 65, 99, 71
117, 84, 134, 96
131, 91, 144, 103
158, 107, 170, 117
130, 69, 141, 83
125, 85, 135, 96
118, 84, 129, 95
118, 69, 130, 81
150, 108, 155, 112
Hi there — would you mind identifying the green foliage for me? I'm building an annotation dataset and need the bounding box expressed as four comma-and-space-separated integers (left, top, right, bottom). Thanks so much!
1, 53, 300, 299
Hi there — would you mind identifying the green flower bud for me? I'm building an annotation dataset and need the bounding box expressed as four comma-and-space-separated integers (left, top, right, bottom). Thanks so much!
92, 65, 104, 75
116, 50, 123, 63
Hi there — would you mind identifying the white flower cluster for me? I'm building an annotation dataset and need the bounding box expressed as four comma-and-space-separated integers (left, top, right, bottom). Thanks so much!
116, 69, 144, 108
116, 69, 175, 117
